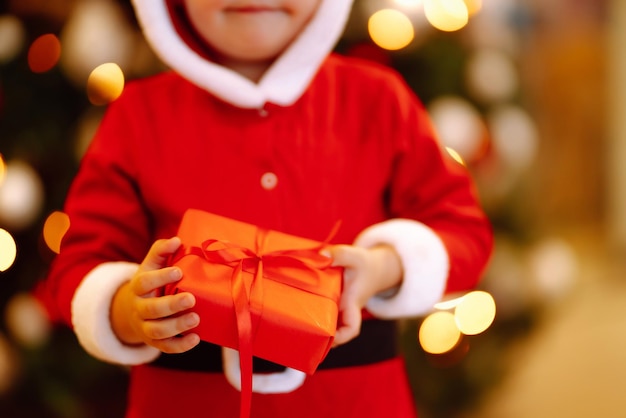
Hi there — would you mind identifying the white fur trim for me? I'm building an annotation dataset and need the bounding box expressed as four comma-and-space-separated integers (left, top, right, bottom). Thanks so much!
355, 220, 450, 318
131, 0, 354, 108
222, 347, 306, 394
71, 262, 161, 365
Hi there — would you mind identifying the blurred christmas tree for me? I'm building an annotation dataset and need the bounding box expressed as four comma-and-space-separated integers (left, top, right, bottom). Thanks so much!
0, 1, 580, 417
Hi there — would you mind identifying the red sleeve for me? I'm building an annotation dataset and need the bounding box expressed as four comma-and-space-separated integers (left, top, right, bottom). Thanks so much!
386, 74, 493, 294
46, 89, 152, 325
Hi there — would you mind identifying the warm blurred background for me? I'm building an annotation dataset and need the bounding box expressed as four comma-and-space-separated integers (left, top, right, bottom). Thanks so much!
0, 0, 621, 417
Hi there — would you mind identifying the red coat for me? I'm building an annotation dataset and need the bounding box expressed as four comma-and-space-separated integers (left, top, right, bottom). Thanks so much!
46, 54, 492, 417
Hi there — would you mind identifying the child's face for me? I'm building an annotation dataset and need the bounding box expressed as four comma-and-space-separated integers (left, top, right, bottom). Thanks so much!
183, 0, 321, 65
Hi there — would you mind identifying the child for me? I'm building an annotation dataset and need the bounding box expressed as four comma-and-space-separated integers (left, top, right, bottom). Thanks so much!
46, 0, 493, 417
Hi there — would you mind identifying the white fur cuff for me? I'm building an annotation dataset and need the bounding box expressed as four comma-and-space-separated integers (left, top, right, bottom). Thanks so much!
355, 219, 449, 318
71, 261, 161, 365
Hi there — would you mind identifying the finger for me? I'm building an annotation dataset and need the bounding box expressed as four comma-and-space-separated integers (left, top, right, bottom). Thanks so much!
153, 333, 201, 354
333, 304, 362, 346
141, 311, 200, 342
138, 237, 182, 273
131, 266, 183, 296
135, 292, 196, 320
327, 245, 363, 269
334, 323, 359, 346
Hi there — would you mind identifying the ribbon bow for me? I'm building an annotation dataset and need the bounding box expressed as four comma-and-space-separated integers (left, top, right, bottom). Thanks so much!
176, 224, 340, 418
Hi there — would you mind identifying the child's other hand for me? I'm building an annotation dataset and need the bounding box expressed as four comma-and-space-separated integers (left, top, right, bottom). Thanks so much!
328, 244, 403, 346
111, 237, 201, 354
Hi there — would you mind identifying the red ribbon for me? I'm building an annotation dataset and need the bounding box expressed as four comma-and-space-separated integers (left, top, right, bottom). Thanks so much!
174, 225, 340, 418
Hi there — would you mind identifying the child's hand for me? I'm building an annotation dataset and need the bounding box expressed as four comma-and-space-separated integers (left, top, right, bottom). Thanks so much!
328, 244, 403, 346
110, 237, 201, 354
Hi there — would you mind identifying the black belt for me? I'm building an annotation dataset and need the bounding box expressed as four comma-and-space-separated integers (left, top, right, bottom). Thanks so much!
151, 319, 398, 373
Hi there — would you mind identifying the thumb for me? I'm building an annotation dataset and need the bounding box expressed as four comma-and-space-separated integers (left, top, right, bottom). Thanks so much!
138, 237, 181, 273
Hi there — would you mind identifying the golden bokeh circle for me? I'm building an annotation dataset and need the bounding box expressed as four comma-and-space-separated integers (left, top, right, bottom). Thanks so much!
87, 62, 125, 106
43, 211, 71, 254
0, 229, 17, 272
424, 0, 469, 32
419, 311, 462, 354
368, 9, 415, 51
454, 291, 496, 335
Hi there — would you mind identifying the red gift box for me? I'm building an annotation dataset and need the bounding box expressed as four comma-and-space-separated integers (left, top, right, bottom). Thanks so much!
165, 209, 342, 375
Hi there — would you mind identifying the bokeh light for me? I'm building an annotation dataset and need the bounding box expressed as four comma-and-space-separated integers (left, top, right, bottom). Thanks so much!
368, 9, 415, 51
0, 14, 26, 63
0, 154, 6, 186
27, 33, 61, 73
87, 62, 125, 106
424, 0, 469, 32
463, 0, 483, 16
528, 238, 578, 302
429, 96, 486, 162
466, 0, 519, 53
0, 160, 44, 230
425, 290, 497, 354
0, 333, 20, 395
445, 147, 466, 166
488, 105, 538, 173
43, 211, 71, 254
60, 0, 136, 87
0, 228, 17, 272
392, 0, 424, 9
5, 292, 52, 348
454, 291, 496, 335
466, 48, 518, 104
419, 311, 462, 354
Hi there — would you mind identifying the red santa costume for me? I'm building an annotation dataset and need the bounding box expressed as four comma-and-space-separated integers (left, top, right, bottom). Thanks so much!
46, 0, 493, 417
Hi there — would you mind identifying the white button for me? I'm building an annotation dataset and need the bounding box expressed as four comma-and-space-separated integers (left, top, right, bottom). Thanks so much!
260, 172, 278, 190
258, 108, 269, 117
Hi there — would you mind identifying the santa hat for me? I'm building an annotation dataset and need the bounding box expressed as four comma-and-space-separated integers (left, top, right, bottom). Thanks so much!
131, 0, 355, 108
